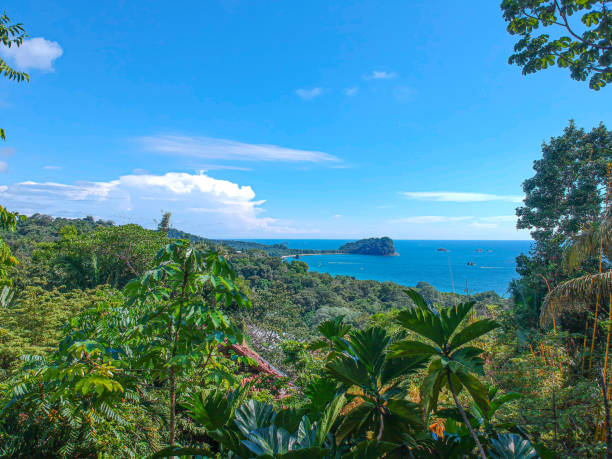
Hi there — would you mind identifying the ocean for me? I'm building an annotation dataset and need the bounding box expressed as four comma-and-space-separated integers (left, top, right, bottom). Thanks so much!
244, 240, 532, 296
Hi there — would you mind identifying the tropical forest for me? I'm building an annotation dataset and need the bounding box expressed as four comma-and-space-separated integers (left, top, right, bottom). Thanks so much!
1, 1, 612, 458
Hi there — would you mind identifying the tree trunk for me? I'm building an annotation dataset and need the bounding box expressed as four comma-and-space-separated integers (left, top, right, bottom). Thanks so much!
169, 366, 176, 445
377, 410, 384, 441
446, 370, 487, 459
599, 369, 612, 459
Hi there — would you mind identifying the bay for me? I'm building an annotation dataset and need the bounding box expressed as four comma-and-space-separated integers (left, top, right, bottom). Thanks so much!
243, 239, 532, 296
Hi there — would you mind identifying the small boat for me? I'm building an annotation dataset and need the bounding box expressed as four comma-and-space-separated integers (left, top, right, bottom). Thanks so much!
467, 261, 475, 266
437, 247, 450, 252
476, 248, 483, 252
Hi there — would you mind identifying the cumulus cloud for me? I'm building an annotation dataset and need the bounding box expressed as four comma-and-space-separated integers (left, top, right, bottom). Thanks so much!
295, 87, 323, 100
401, 191, 523, 203
344, 86, 358, 96
0, 171, 296, 237
138, 135, 339, 163
0, 37, 63, 71
366, 70, 397, 80
0, 161, 7, 173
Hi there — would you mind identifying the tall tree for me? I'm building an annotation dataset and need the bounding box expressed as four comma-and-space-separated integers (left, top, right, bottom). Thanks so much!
157, 211, 172, 235
501, 0, 612, 90
513, 121, 611, 312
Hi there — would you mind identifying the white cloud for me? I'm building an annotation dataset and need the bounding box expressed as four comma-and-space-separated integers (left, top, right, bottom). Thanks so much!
0, 161, 7, 173
344, 86, 358, 96
366, 70, 397, 80
138, 135, 340, 163
332, 214, 343, 219
401, 191, 523, 203
43, 165, 61, 170
0, 171, 297, 237
295, 87, 323, 100
0, 37, 63, 71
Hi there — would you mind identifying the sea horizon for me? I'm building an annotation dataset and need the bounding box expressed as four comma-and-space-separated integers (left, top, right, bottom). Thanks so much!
235, 239, 531, 296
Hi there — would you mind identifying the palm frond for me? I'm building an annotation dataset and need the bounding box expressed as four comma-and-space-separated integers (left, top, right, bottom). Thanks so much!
540, 270, 612, 326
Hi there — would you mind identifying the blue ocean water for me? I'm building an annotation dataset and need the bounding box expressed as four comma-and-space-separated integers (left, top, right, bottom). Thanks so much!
244, 240, 532, 296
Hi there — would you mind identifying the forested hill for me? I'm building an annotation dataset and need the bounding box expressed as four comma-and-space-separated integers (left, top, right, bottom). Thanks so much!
338, 236, 397, 255
167, 228, 318, 257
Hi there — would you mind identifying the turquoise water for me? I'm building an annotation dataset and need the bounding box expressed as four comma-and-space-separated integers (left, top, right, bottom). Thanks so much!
244, 240, 532, 296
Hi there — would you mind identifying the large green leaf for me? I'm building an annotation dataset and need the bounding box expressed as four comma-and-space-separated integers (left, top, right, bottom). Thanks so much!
381, 354, 428, 386
439, 302, 474, 341
489, 433, 536, 459
325, 353, 370, 389
318, 316, 351, 340
449, 346, 485, 376
348, 327, 390, 378
405, 289, 429, 310
335, 401, 376, 445
304, 378, 339, 416
395, 308, 445, 347
235, 399, 276, 436
341, 439, 396, 458
315, 394, 346, 446
275, 407, 306, 435
184, 385, 250, 431
420, 358, 446, 414
448, 319, 500, 351
453, 369, 490, 415
389, 340, 440, 359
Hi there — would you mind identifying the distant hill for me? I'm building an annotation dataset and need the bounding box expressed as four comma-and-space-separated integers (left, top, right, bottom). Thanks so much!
338, 237, 397, 256
167, 228, 317, 257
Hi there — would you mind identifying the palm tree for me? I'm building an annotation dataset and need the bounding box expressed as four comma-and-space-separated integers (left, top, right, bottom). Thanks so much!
540, 211, 612, 327
324, 326, 428, 452
390, 290, 500, 459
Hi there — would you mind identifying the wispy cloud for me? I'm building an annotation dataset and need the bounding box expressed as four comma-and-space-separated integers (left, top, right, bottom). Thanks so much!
480, 215, 517, 223
401, 191, 523, 203
199, 164, 252, 171
43, 165, 61, 171
0, 37, 63, 71
366, 70, 397, 80
344, 86, 358, 96
137, 135, 340, 163
0, 171, 297, 237
295, 87, 323, 100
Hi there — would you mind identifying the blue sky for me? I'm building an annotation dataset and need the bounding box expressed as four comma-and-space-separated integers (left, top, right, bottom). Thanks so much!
0, 0, 610, 239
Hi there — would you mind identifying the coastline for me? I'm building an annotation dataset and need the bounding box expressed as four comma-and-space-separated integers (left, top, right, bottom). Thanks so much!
281, 251, 399, 259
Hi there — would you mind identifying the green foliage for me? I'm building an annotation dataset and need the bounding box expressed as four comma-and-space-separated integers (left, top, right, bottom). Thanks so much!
392, 289, 500, 458
338, 237, 396, 256
0, 205, 25, 285
0, 11, 29, 141
512, 121, 611, 328
324, 325, 426, 447
501, 0, 612, 90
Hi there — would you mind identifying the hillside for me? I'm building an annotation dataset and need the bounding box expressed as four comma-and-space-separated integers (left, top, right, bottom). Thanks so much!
338, 236, 397, 255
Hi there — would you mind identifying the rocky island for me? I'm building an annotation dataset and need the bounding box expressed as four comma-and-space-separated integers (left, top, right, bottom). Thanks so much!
338, 237, 398, 256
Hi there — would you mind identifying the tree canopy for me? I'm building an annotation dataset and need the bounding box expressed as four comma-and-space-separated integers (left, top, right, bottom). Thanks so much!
501, 0, 612, 89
